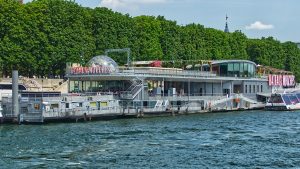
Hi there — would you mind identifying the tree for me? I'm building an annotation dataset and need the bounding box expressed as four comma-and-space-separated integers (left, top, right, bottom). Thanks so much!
0, 0, 300, 81
132, 15, 163, 61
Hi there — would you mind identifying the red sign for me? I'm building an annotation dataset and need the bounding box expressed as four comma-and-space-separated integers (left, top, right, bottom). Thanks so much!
71, 66, 113, 75
268, 75, 295, 87
150, 60, 162, 67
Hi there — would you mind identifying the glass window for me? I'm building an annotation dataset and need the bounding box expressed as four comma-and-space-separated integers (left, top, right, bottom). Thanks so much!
234, 63, 239, 71
240, 63, 244, 73
245, 85, 247, 93
296, 94, 300, 102
282, 95, 292, 105
220, 64, 228, 76
34, 104, 40, 110
289, 95, 299, 104
228, 63, 233, 71
248, 64, 252, 76
257, 85, 259, 92
261, 85, 263, 92
243, 63, 248, 77
248, 64, 255, 77
249, 85, 251, 93
269, 95, 284, 103
86, 81, 91, 91
253, 85, 255, 93
244, 63, 248, 71
69, 80, 75, 92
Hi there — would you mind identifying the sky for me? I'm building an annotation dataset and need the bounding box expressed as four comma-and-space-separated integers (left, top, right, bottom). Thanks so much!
23, 0, 300, 42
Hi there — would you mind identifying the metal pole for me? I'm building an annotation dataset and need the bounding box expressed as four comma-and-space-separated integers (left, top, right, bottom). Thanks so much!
12, 70, 19, 119
141, 79, 144, 115
162, 78, 165, 112
188, 78, 190, 112
221, 80, 223, 96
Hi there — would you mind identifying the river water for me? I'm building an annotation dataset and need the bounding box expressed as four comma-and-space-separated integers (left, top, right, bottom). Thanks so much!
1, 110, 300, 169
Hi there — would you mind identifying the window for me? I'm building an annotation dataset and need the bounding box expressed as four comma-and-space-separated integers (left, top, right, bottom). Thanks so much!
243, 63, 248, 77
248, 64, 255, 77
289, 95, 299, 104
34, 104, 40, 110
50, 104, 59, 109
296, 94, 300, 102
228, 63, 233, 71
269, 95, 284, 103
220, 64, 228, 76
282, 95, 292, 105
21, 107, 28, 113
261, 85, 263, 92
227, 63, 234, 77
253, 85, 255, 93
245, 85, 247, 93
249, 85, 251, 93
233, 63, 240, 77
240, 63, 244, 74
234, 63, 240, 71
257, 85, 259, 92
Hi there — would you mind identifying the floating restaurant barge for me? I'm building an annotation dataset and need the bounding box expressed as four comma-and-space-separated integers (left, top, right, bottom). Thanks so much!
0, 50, 296, 124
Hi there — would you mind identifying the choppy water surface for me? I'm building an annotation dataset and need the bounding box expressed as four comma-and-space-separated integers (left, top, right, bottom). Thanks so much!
1, 110, 300, 168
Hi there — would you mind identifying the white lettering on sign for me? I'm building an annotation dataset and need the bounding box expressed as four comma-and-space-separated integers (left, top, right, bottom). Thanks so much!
70, 66, 112, 75
268, 75, 295, 87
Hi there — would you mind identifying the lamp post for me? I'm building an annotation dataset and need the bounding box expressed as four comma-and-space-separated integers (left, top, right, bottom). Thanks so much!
80, 51, 85, 66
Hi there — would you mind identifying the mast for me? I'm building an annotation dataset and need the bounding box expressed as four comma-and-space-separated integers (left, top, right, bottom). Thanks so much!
224, 15, 229, 33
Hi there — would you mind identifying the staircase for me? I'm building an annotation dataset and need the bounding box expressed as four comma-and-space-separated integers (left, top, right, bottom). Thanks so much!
20, 77, 42, 91
238, 94, 258, 104
211, 94, 258, 107
120, 78, 143, 100
211, 96, 232, 106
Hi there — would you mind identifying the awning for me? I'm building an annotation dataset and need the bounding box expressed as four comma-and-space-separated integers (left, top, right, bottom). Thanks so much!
257, 93, 271, 97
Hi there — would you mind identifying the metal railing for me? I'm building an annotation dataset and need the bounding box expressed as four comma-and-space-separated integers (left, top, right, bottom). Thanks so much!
120, 67, 217, 78
120, 79, 143, 100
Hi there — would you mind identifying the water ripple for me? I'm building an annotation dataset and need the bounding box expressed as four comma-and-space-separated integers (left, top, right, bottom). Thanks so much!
1, 110, 300, 168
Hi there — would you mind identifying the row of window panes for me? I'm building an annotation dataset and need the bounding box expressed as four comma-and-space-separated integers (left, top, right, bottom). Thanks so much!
69, 80, 127, 92
228, 63, 254, 71
227, 63, 255, 77
245, 85, 263, 93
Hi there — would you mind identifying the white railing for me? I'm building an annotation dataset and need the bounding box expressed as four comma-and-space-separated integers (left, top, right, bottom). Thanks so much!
120, 67, 217, 77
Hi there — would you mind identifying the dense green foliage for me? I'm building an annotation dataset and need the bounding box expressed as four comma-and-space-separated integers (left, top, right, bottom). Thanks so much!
1, 0, 300, 80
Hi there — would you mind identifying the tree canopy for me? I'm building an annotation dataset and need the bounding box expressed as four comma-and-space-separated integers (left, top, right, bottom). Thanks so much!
1, 0, 300, 80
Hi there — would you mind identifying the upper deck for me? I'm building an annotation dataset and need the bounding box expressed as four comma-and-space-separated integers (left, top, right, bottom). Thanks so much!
66, 66, 268, 83
66, 56, 268, 82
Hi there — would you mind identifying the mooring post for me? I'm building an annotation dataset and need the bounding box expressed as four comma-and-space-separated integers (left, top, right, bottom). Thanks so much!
12, 70, 20, 123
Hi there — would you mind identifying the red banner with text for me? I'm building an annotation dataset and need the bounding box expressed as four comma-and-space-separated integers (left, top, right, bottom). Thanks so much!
70, 66, 112, 75
268, 75, 295, 87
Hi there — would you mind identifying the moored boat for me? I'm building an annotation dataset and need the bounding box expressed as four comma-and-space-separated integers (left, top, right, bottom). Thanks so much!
0, 48, 297, 123
265, 90, 300, 111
